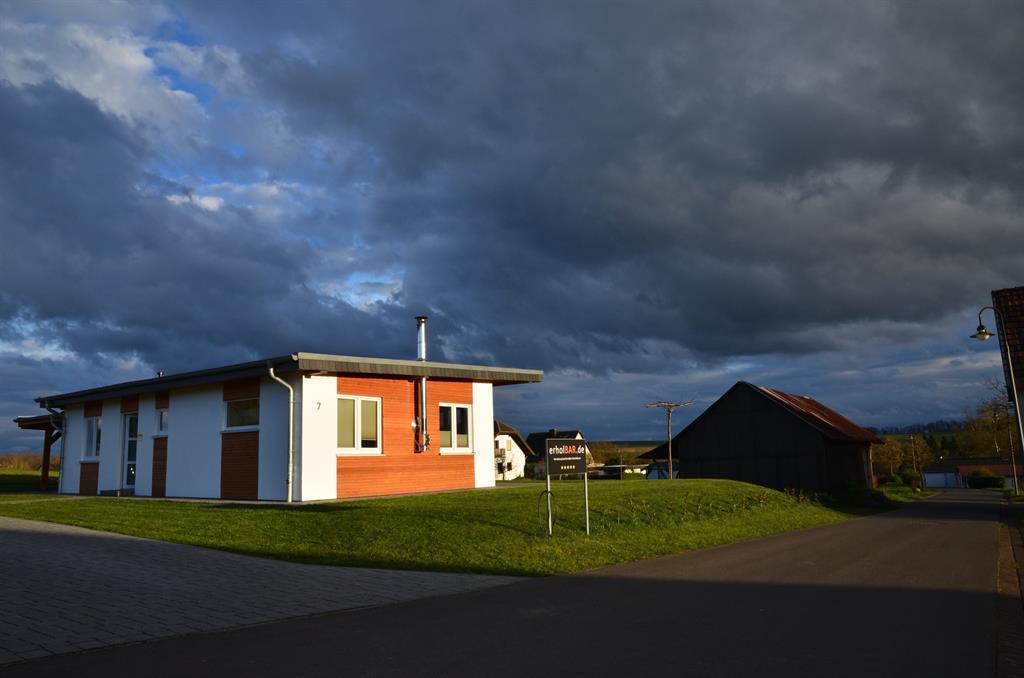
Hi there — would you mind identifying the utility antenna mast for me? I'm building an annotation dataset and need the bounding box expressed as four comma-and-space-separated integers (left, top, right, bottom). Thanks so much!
645, 400, 694, 480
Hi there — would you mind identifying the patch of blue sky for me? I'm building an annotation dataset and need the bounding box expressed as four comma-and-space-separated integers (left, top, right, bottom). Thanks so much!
151, 63, 218, 107
314, 270, 404, 308
222, 141, 247, 159
154, 19, 203, 47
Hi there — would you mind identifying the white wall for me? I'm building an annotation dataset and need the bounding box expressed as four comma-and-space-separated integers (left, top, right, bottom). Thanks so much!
259, 375, 295, 501
97, 400, 122, 493
472, 382, 495, 488
59, 405, 84, 494
165, 384, 223, 499
923, 472, 956, 488
134, 394, 156, 496
297, 374, 339, 501
495, 433, 527, 481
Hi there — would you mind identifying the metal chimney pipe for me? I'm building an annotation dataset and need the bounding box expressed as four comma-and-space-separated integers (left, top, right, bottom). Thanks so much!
416, 316, 428, 361
415, 316, 429, 451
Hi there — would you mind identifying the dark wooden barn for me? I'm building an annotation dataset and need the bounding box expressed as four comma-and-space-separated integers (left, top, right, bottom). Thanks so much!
641, 382, 882, 492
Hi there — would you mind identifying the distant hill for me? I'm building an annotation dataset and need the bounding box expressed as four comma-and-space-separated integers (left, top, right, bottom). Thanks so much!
868, 419, 965, 436
588, 441, 658, 464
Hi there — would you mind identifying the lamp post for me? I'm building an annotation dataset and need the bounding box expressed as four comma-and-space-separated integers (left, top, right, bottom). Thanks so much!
971, 305, 1024, 496
645, 400, 694, 480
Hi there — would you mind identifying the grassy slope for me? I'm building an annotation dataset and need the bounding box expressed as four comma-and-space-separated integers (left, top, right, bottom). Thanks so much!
0, 480, 870, 576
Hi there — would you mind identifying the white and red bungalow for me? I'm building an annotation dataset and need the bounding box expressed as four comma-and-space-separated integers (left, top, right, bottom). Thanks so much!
24, 319, 542, 501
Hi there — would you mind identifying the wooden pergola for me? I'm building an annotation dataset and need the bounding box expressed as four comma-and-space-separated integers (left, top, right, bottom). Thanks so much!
14, 414, 62, 491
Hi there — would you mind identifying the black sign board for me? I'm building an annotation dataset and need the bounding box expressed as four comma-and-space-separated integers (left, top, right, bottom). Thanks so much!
545, 438, 587, 476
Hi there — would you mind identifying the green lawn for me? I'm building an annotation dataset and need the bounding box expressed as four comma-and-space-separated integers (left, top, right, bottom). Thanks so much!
0, 468, 59, 493
0, 480, 875, 576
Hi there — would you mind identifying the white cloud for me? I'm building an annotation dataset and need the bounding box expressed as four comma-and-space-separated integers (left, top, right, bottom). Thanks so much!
0, 21, 206, 144
166, 194, 223, 211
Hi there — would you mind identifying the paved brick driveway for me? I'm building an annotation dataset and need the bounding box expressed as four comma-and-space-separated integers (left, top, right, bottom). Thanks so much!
0, 516, 520, 665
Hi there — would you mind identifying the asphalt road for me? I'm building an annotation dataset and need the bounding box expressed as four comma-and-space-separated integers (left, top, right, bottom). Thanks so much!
7, 490, 1012, 677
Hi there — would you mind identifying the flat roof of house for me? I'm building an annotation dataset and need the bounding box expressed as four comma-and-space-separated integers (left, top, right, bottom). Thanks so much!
37, 352, 543, 408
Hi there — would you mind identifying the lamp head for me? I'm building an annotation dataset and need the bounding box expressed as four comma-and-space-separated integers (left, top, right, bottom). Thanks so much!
970, 324, 995, 341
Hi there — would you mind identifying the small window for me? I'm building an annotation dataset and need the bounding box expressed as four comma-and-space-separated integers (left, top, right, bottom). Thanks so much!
360, 399, 378, 448
456, 407, 469, 448
439, 404, 471, 452
439, 406, 452, 447
84, 417, 101, 458
225, 398, 259, 428
156, 408, 169, 434
337, 395, 381, 453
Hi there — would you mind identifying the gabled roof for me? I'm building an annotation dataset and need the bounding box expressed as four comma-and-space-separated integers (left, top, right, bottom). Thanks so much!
38, 352, 543, 408
641, 381, 881, 459
925, 456, 1006, 474
954, 463, 1014, 476
494, 420, 531, 456
751, 384, 883, 445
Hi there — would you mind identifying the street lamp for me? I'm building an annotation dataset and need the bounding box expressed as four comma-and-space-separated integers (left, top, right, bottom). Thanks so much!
645, 400, 694, 480
971, 305, 1024, 496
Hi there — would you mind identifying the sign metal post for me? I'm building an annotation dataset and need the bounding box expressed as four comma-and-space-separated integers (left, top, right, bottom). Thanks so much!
545, 470, 553, 537
544, 437, 590, 536
584, 465, 590, 535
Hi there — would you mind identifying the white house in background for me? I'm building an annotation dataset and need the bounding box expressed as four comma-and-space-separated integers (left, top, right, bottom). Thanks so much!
38, 322, 542, 502
923, 457, 1016, 489
493, 420, 531, 480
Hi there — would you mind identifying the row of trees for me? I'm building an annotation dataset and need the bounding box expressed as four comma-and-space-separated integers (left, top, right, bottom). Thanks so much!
872, 380, 1019, 477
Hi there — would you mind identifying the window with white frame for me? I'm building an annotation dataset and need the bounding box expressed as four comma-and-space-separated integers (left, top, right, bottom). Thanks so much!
156, 408, 169, 435
84, 417, 101, 458
438, 404, 471, 452
337, 395, 381, 453
225, 398, 259, 429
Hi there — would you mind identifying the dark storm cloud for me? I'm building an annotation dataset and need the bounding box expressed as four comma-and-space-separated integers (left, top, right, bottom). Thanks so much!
0, 80, 405, 374
2, 1, 1023, 448
178, 0, 1023, 364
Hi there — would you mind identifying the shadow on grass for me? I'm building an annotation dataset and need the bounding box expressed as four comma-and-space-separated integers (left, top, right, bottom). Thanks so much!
200, 500, 544, 538
199, 502, 366, 514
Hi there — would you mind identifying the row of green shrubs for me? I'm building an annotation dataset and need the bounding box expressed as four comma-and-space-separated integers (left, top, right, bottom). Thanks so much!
965, 468, 1005, 489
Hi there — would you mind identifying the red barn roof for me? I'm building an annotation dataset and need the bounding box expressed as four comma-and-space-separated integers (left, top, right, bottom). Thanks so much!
753, 385, 884, 445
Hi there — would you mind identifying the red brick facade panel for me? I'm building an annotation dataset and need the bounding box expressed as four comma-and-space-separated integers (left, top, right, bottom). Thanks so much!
120, 395, 139, 413
79, 463, 98, 495
223, 378, 260, 401
335, 375, 475, 499
152, 437, 167, 498
155, 390, 170, 409
221, 431, 259, 500
84, 401, 103, 418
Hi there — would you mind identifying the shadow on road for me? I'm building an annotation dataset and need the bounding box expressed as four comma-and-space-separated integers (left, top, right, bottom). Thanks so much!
3, 489, 1015, 678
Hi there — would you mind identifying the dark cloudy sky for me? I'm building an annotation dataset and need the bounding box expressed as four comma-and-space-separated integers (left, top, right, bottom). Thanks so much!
1, 1, 1022, 451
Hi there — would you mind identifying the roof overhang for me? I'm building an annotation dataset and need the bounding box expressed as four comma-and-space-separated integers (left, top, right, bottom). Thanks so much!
294, 352, 543, 386
37, 355, 302, 408
14, 414, 60, 431
37, 352, 543, 409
